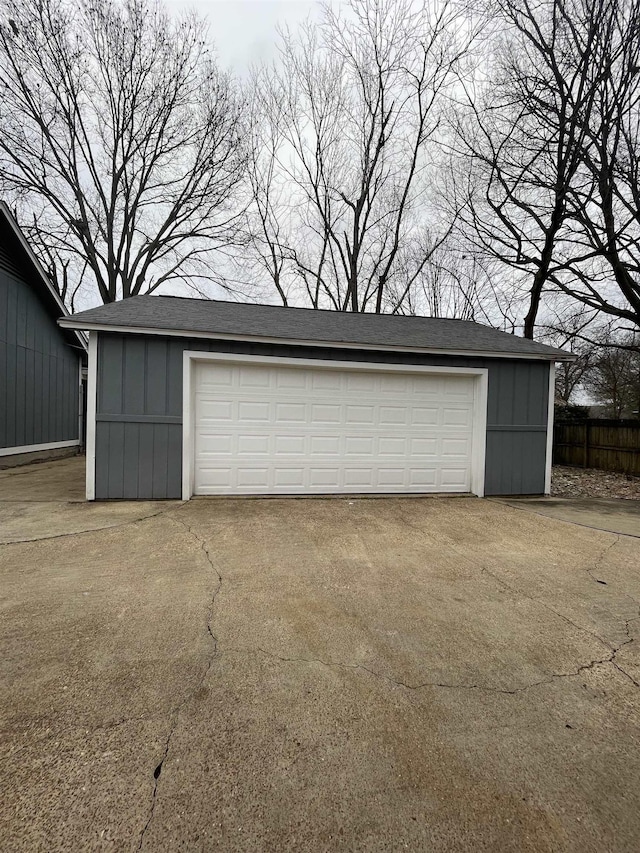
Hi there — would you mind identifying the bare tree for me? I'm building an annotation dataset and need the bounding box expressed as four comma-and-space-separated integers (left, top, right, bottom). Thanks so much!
243, 76, 293, 306
560, 0, 640, 329
538, 306, 597, 402
452, 0, 616, 338
582, 331, 640, 417
245, 0, 479, 313
390, 240, 512, 324
0, 0, 247, 306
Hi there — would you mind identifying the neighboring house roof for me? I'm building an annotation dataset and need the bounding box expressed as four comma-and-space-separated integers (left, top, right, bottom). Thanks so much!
0, 202, 87, 354
60, 294, 571, 361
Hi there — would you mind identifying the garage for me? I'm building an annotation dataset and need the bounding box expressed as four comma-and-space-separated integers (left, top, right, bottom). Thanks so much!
59, 295, 570, 500
188, 356, 484, 496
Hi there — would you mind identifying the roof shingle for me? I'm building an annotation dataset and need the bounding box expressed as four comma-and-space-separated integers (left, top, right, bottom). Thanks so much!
60, 295, 569, 360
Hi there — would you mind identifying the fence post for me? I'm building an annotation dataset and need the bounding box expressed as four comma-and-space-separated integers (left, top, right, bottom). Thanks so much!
583, 421, 590, 468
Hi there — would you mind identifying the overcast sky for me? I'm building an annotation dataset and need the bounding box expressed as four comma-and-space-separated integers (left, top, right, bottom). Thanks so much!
165, 0, 319, 73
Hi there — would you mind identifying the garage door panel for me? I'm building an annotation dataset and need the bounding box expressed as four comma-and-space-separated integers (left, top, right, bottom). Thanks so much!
197, 399, 233, 421
238, 401, 270, 421
309, 468, 341, 487
274, 468, 305, 487
198, 467, 233, 488
311, 404, 341, 423
275, 434, 305, 454
346, 405, 375, 424
343, 469, 375, 487
442, 437, 471, 456
193, 362, 476, 495
444, 379, 474, 397
275, 402, 307, 422
410, 437, 438, 455
411, 407, 439, 425
237, 435, 269, 454
443, 406, 472, 426
196, 433, 233, 455
238, 368, 271, 388
379, 406, 408, 426
377, 436, 406, 455
377, 468, 406, 487
311, 435, 341, 455
275, 370, 307, 389
440, 468, 470, 487
195, 465, 471, 494
347, 373, 377, 392
236, 468, 270, 488
198, 366, 234, 387
342, 435, 370, 455
311, 372, 342, 391
409, 469, 438, 487
380, 374, 411, 393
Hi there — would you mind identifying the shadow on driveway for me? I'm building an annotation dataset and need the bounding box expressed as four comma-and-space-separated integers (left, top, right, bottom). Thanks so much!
496, 496, 640, 538
0, 456, 180, 544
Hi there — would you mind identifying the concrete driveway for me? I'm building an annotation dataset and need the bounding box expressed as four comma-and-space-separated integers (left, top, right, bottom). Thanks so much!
1, 461, 640, 852
497, 495, 640, 538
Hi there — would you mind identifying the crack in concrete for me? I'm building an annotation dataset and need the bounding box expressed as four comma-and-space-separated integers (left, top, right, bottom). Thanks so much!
136, 517, 221, 851
137, 727, 172, 852
0, 712, 150, 737
419, 528, 622, 656
216, 515, 639, 698
611, 614, 640, 687
478, 561, 620, 651
398, 512, 639, 674
586, 535, 621, 586
611, 660, 640, 688
224, 635, 637, 696
0, 502, 183, 546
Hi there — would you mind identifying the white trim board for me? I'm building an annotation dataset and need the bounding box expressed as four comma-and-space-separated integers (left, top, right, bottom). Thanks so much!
182, 350, 488, 501
544, 362, 556, 495
78, 356, 85, 450
58, 319, 570, 362
0, 439, 79, 457
85, 332, 98, 500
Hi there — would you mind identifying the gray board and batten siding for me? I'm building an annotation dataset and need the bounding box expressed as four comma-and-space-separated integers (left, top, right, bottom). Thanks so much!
94, 331, 551, 500
0, 226, 82, 453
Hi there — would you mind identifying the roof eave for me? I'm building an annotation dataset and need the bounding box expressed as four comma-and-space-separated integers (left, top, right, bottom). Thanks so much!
58, 318, 574, 362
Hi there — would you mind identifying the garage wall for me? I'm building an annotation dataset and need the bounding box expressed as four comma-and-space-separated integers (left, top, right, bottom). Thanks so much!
94, 332, 550, 499
0, 240, 81, 451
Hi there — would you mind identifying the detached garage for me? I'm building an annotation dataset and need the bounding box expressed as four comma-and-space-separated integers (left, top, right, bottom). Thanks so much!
59, 296, 569, 501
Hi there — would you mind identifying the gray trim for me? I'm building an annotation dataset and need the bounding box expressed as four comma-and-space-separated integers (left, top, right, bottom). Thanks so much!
487, 424, 546, 432
96, 413, 182, 424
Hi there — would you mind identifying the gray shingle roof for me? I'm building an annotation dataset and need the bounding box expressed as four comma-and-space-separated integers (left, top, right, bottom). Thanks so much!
60, 295, 570, 360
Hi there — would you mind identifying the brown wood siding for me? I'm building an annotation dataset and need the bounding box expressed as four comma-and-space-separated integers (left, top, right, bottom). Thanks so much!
554, 420, 640, 475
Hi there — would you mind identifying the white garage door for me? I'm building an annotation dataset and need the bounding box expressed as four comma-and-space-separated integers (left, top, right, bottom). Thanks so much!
192, 360, 477, 495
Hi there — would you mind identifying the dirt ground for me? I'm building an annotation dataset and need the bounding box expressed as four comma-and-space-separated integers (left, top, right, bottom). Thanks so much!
552, 465, 640, 500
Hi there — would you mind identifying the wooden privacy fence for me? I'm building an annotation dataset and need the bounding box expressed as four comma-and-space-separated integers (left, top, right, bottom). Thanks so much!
553, 419, 640, 475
